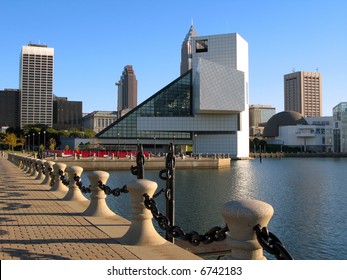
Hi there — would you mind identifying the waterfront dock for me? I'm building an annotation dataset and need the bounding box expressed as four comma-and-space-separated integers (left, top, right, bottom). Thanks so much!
0, 155, 201, 260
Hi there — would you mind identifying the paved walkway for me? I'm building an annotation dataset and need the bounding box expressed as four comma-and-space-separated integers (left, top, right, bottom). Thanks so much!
0, 156, 200, 260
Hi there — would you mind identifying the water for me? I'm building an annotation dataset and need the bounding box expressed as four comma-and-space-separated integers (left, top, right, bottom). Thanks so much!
81, 157, 347, 260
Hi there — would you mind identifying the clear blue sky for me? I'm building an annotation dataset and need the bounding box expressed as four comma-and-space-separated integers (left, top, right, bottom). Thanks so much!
1, 0, 346, 116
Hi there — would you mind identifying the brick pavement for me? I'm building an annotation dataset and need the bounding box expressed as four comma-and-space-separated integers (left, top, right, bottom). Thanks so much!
0, 155, 201, 260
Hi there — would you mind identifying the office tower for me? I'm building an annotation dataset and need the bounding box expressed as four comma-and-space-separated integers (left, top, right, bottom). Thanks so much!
284, 71, 322, 117
20, 42, 54, 128
53, 96, 83, 130
249, 105, 276, 136
0, 89, 20, 128
116, 65, 137, 116
180, 25, 198, 75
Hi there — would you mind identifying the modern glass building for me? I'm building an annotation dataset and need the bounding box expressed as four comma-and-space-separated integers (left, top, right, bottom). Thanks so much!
333, 102, 347, 152
97, 26, 249, 158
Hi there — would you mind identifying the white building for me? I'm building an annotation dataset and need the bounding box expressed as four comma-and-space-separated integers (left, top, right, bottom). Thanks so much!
20, 43, 54, 128
97, 26, 249, 158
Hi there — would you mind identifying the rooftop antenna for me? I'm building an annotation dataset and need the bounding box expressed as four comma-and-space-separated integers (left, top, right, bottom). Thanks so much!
316, 67, 319, 72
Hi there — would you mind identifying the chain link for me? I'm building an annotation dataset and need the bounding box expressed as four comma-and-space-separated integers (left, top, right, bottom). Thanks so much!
97, 180, 128, 196
253, 224, 294, 260
59, 169, 69, 186
143, 193, 228, 246
73, 174, 91, 193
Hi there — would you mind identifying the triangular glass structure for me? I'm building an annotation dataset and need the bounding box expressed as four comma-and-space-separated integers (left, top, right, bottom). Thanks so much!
97, 70, 192, 140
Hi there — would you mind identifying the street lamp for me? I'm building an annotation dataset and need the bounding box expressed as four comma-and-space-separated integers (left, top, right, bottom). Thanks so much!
38, 132, 41, 147
154, 136, 156, 155
43, 131, 46, 151
117, 132, 120, 159
28, 134, 30, 152
32, 133, 35, 152
194, 134, 198, 155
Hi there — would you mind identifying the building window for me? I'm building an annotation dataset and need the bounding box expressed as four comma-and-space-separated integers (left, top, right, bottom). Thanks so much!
196, 39, 208, 53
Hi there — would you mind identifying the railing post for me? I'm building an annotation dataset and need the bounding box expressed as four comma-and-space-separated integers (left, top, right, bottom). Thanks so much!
221, 199, 274, 260
62, 166, 88, 201
82, 171, 115, 216
41, 161, 55, 186
120, 179, 166, 245
51, 163, 68, 192
29, 159, 38, 178
34, 159, 46, 181
26, 158, 33, 174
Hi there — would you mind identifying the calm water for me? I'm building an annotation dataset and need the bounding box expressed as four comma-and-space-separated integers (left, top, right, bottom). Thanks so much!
81, 157, 347, 260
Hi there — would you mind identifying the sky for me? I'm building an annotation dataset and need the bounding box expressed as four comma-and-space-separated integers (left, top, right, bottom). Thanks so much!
0, 0, 346, 116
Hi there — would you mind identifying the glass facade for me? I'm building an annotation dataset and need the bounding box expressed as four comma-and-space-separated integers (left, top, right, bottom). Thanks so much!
97, 70, 192, 140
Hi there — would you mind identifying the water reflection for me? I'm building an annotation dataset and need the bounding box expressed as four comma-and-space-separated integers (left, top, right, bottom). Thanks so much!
81, 157, 347, 260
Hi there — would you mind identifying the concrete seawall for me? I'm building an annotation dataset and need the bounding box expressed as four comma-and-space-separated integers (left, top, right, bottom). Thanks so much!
50, 156, 231, 171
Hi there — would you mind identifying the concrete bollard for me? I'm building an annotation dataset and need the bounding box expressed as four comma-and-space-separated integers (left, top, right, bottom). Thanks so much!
29, 159, 39, 178
82, 171, 115, 216
62, 166, 88, 201
41, 161, 55, 185
26, 158, 33, 174
120, 179, 167, 246
51, 162, 68, 192
74, 153, 77, 160
93, 153, 96, 160
221, 199, 274, 260
34, 159, 46, 181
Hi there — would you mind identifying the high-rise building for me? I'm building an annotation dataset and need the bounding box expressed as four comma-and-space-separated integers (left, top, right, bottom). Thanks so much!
333, 102, 347, 152
0, 89, 21, 128
53, 96, 83, 130
20, 42, 54, 128
249, 105, 276, 136
116, 65, 137, 116
180, 25, 198, 75
284, 71, 322, 117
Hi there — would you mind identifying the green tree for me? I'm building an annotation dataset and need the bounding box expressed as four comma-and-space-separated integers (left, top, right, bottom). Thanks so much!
4, 133, 18, 151
49, 137, 57, 150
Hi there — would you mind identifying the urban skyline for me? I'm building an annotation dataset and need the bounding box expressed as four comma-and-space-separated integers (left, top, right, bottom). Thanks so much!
0, 1, 346, 117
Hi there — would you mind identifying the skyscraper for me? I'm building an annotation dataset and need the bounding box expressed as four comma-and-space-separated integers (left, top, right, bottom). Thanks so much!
20, 42, 54, 128
116, 65, 137, 116
180, 25, 198, 75
284, 71, 322, 117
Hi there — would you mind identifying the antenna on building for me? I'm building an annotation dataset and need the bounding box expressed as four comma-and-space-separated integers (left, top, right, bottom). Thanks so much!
316, 67, 319, 72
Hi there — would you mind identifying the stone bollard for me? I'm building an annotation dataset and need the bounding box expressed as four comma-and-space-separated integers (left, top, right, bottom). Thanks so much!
82, 171, 115, 216
41, 161, 55, 186
21, 157, 29, 172
29, 159, 39, 178
221, 199, 274, 260
35, 159, 46, 181
111, 153, 115, 160
51, 162, 68, 192
54, 153, 58, 160
62, 166, 88, 201
120, 179, 167, 245
74, 153, 77, 160
26, 158, 33, 174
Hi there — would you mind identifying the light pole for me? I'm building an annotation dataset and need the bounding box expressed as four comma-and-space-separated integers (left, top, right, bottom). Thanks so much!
28, 134, 30, 152
194, 133, 197, 155
32, 133, 35, 152
43, 131, 46, 152
117, 132, 120, 159
154, 136, 156, 155
38, 132, 41, 147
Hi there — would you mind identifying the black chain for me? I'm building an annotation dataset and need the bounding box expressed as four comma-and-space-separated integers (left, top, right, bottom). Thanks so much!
130, 144, 145, 179
97, 180, 128, 196
143, 193, 228, 245
73, 174, 91, 193
59, 169, 69, 186
48, 166, 55, 186
253, 224, 294, 260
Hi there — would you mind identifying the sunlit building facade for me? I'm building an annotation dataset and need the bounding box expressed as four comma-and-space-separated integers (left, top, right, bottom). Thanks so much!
20, 43, 54, 128
97, 27, 249, 158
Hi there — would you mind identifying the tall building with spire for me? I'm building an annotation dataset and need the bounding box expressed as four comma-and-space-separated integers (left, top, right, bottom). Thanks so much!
180, 25, 198, 75
116, 65, 137, 117
20, 42, 54, 128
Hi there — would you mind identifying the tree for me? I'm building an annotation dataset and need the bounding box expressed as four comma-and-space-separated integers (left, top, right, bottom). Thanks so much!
4, 133, 18, 151
49, 137, 57, 150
